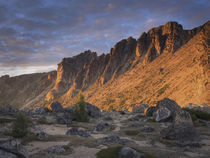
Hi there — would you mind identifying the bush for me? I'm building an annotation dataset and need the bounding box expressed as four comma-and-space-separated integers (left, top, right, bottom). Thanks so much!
125, 130, 139, 136
157, 84, 169, 97
96, 146, 122, 158
11, 112, 31, 138
183, 108, 210, 121
74, 93, 88, 122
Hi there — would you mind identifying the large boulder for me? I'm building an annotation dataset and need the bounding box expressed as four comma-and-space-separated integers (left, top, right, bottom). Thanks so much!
144, 106, 156, 117
0, 105, 18, 116
66, 127, 90, 137
118, 147, 145, 158
160, 123, 200, 146
154, 98, 193, 125
0, 138, 28, 158
95, 121, 113, 132
86, 103, 101, 117
153, 107, 171, 122
55, 112, 72, 125
48, 102, 63, 112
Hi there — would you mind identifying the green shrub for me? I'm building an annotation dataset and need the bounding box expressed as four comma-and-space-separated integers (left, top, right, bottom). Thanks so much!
125, 130, 139, 136
157, 84, 169, 97
96, 146, 122, 158
11, 112, 31, 138
183, 108, 210, 121
74, 93, 88, 122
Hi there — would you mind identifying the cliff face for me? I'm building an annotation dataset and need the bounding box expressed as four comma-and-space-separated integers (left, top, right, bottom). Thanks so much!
0, 21, 208, 109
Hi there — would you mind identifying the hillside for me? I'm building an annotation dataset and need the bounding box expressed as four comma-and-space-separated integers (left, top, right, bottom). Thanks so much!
0, 21, 209, 109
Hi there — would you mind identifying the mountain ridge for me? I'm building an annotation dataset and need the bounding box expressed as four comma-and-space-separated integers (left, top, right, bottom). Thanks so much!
0, 21, 209, 109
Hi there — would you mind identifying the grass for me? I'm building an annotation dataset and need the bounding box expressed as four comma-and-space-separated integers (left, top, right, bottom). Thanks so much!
183, 108, 210, 121
124, 130, 139, 136
157, 84, 169, 97
67, 136, 99, 148
96, 146, 122, 158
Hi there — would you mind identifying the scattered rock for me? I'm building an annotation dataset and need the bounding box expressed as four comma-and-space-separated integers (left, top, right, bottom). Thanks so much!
144, 106, 156, 117
0, 138, 28, 158
66, 127, 90, 137
140, 127, 155, 133
153, 107, 172, 122
47, 145, 66, 153
131, 104, 149, 113
0, 105, 18, 116
128, 114, 145, 121
86, 103, 101, 117
36, 132, 49, 140
95, 121, 113, 132
55, 112, 72, 125
48, 102, 63, 112
160, 123, 200, 146
97, 136, 129, 145
118, 146, 145, 158
31, 107, 47, 115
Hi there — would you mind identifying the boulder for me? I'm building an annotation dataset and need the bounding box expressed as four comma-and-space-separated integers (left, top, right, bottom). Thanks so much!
86, 103, 101, 117
95, 121, 113, 132
0, 105, 18, 115
97, 136, 129, 145
0, 138, 28, 158
66, 127, 90, 137
55, 112, 72, 125
140, 127, 155, 133
0, 149, 18, 158
47, 145, 66, 153
48, 102, 63, 112
160, 123, 200, 146
153, 107, 171, 122
144, 106, 156, 117
118, 147, 145, 158
155, 98, 193, 125
31, 107, 47, 115
131, 104, 149, 113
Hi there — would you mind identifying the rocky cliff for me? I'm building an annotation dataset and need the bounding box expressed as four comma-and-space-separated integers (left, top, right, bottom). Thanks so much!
0, 21, 209, 109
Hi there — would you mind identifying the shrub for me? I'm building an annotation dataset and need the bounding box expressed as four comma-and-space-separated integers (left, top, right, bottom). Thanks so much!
11, 112, 31, 138
74, 93, 88, 122
157, 84, 169, 97
96, 146, 122, 158
183, 108, 210, 121
125, 130, 139, 136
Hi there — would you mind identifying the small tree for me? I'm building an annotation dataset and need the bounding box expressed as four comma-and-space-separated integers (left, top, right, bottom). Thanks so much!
74, 93, 88, 122
12, 112, 30, 138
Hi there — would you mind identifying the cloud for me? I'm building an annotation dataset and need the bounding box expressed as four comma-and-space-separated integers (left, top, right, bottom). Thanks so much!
0, 0, 209, 76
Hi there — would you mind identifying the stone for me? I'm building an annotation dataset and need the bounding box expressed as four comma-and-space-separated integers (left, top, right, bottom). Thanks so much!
153, 107, 171, 122
0, 105, 18, 116
95, 121, 113, 132
47, 145, 66, 153
144, 106, 156, 117
0, 138, 28, 158
36, 132, 49, 140
140, 127, 155, 133
128, 114, 145, 121
55, 112, 72, 125
48, 102, 63, 112
97, 136, 129, 145
160, 123, 200, 146
118, 146, 145, 158
131, 104, 149, 113
86, 103, 101, 117
0, 149, 18, 158
66, 127, 90, 137
31, 107, 47, 115
155, 98, 193, 125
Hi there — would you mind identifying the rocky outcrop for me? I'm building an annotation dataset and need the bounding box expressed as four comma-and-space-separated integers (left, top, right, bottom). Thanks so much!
95, 121, 113, 132
66, 127, 90, 137
48, 101, 63, 112
0, 105, 18, 115
0, 138, 28, 158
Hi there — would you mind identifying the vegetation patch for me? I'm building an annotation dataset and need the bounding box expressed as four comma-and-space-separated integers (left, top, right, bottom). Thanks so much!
96, 146, 122, 158
183, 108, 210, 121
0, 117, 14, 124
157, 84, 169, 97
74, 93, 88, 122
125, 130, 139, 136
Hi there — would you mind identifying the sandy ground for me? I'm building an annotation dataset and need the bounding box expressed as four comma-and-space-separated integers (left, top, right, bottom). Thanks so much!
41, 124, 69, 135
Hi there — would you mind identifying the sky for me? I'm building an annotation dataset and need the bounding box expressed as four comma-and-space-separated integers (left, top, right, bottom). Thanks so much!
0, 0, 209, 77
